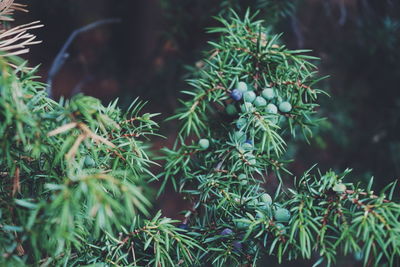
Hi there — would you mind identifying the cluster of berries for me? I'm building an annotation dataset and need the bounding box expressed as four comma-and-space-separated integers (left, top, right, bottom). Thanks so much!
177, 189, 291, 255
227, 81, 292, 116
189, 82, 291, 255
218, 191, 291, 254
225, 81, 293, 165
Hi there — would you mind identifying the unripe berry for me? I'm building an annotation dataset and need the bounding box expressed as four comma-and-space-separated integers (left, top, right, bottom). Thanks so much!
231, 89, 243, 101
238, 173, 247, 185
245, 152, 256, 165
243, 91, 256, 103
265, 103, 278, 114
254, 96, 267, 107
248, 197, 259, 206
235, 220, 249, 230
274, 207, 291, 222
232, 240, 243, 252
84, 156, 95, 167
198, 139, 210, 150
237, 81, 248, 92
279, 101, 292, 113
354, 251, 364, 261
238, 173, 247, 180
258, 204, 271, 214
220, 228, 234, 236
143, 113, 152, 121
333, 183, 347, 193
241, 102, 255, 113
234, 131, 246, 143
236, 118, 247, 129
226, 104, 237, 116
241, 142, 253, 151
177, 223, 189, 231
262, 88, 275, 100
255, 210, 264, 219
247, 242, 258, 255
275, 223, 286, 234
260, 193, 272, 205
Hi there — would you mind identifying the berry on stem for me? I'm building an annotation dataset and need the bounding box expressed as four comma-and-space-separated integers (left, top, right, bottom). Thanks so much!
226, 104, 237, 116
262, 88, 275, 100
198, 139, 210, 149
247, 241, 258, 255
142, 113, 151, 120
279, 101, 292, 113
241, 142, 253, 151
177, 223, 189, 231
248, 197, 259, 207
238, 173, 247, 180
265, 103, 278, 114
243, 91, 256, 103
255, 210, 265, 219
241, 102, 255, 113
84, 156, 95, 167
333, 183, 347, 193
254, 96, 267, 107
238, 173, 247, 185
220, 228, 234, 236
275, 223, 286, 234
274, 207, 291, 222
258, 204, 271, 214
354, 251, 364, 261
231, 89, 243, 101
234, 131, 246, 142
232, 240, 243, 252
236, 118, 247, 129
235, 220, 250, 230
245, 152, 256, 165
260, 193, 272, 205
237, 81, 248, 93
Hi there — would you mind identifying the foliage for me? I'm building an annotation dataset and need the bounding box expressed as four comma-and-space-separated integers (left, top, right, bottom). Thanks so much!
1, 1, 400, 266
160, 0, 295, 41
0, 2, 198, 266
161, 10, 400, 267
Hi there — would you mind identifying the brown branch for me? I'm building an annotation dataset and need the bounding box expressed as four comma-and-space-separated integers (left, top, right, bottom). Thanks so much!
268, 220, 287, 243
11, 166, 20, 197
182, 149, 200, 157
121, 133, 141, 138
344, 189, 390, 203
189, 85, 228, 113
271, 80, 316, 94
350, 197, 390, 230
122, 117, 139, 124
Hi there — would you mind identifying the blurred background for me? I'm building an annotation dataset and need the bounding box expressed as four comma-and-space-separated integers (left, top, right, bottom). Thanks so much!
14, 0, 400, 265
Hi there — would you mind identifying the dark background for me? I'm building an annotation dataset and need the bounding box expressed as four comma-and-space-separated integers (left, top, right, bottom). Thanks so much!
14, 1, 400, 264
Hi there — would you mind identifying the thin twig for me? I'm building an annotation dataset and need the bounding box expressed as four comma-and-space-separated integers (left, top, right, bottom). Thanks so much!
338, 0, 347, 26
290, 14, 304, 48
46, 18, 121, 99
